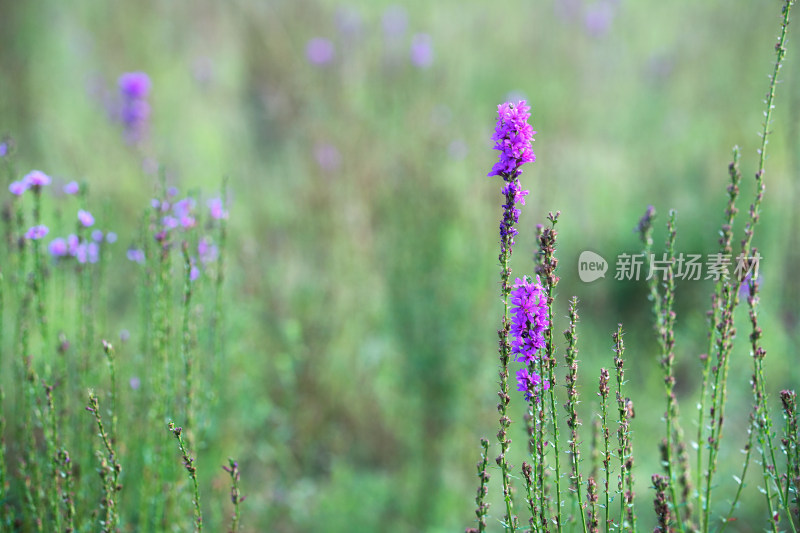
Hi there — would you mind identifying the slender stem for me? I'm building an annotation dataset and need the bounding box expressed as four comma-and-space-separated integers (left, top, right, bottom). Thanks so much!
169, 422, 203, 532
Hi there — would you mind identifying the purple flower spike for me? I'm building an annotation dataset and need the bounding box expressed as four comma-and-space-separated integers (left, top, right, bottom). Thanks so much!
306, 38, 335, 65
118, 72, 151, 99
63, 181, 80, 195
208, 198, 228, 220
488, 101, 536, 178
516, 367, 550, 402
9, 181, 27, 196
26, 225, 49, 240
49, 237, 69, 257
24, 170, 51, 188
78, 209, 95, 227
509, 276, 549, 364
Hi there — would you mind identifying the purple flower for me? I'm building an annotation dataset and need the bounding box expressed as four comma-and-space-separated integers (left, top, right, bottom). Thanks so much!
499, 179, 529, 242
78, 209, 95, 227
173, 197, 195, 219
118, 72, 151, 99
488, 101, 536, 178
198, 237, 218, 265
129, 376, 141, 390
516, 367, 550, 402
63, 181, 80, 195
49, 238, 69, 257
509, 276, 549, 364
119, 329, 130, 342
106, 231, 117, 243
9, 181, 27, 196
306, 38, 335, 65
127, 248, 145, 264
24, 170, 51, 188
382, 5, 408, 38
26, 225, 49, 240
0, 142, 7, 157
67, 234, 80, 255
410, 34, 434, 68
208, 198, 228, 220
167, 187, 178, 197
161, 216, 178, 230
91, 229, 104, 242
190, 261, 199, 282
314, 142, 341, 173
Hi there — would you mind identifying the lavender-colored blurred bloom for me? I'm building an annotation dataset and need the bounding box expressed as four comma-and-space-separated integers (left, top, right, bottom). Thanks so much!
118, 71, 151, 144
306, 38, 335, 65
119, 329, 130, 342
63, 181, 80, 195
382, 5, 408, 37
162, 216, 179, 230
190, 261, 200, 282
127, 248, 145, 264
78, 209, 95, 227
129, 376, 141, 390
0, 142, 7, 157
87, 242, 99, 263
106, 231, 118, 243
173, 197, 195, 219
26, 225, 49, 240
167, 186, 178, 197
335, 6, 363, 39
314, 142, 341, 173
24, 170, 51, 188
410, 34, 434, 68
75, 243, 88, 264
67, 234, 80, 255
208, 198, 228, 220
585, 1, 615, 37
49, 238, 69, 257
198, 237, 218, 265
119, 72, 151, 98
488, 100, 536, 178
9, 181, 27, 196
91, 229, 104, 242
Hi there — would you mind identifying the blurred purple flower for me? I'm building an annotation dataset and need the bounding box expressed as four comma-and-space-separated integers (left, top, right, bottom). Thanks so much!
26, 225, 49, 240
585, 1, 615, 37
91, 229, 104, 242
119, 72, 151, 99
335, 6, 363, 39
9, 181, 27, 196
78, 209, 95, 227
127, 248, 145, 264
198, 237, 218, 265
190, 260, 200, 282
24, 170, 51, 188
63, 181, 80, 195
208, 198, 228, 220
410, 34, 434, 68
162, 216, 179, 230
87, 242, 99, 263
173, 197, 195, 219
67, 234, 80, 255
106, 231, 118, 243
75, 243, 88, 263
167, 186, 178, 197
314, 142, 341, 173
129, 376, 141, 390
0, 142, 7, 157
49, 238, 69, 257
118, 71, 151, 144
382, 5, 408, 38
119, 329, 130, 342
306, 38, 335, 65
180, 216, 196, 229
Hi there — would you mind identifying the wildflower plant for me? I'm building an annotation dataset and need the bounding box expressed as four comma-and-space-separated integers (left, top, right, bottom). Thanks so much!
468, 1, 798, 531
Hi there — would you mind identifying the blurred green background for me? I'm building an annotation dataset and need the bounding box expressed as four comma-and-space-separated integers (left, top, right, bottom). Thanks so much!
1, 0, 799, 530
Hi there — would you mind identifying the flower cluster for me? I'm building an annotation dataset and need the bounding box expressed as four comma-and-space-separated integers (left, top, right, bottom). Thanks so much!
509, 276, 550, 401
48, 210, 116, 264
9, 170, 52, 196
487, 100, 536, 178
118, 71, 151, 144
500, 179, 528, 242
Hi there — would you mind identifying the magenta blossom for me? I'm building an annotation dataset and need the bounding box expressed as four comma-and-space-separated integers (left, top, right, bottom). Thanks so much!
488, 100, 536, 178
26, 225, 49, 240
78, 210, 95, 227
24, 170, 51, 189
9, 181, 27, 196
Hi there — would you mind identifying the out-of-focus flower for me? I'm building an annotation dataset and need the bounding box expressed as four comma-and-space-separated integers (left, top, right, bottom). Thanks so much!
0, 142, 7, 157
119, 329, 130, 342
63, 181, 80, 195
198, 237, 218, 265
488, 100, 536, 178
119, 72, 151, 99
162, 216, 179, 230
585, 1, 615, 37
26, 225, 49, 240
382, 5, 408, 38
410, 34, 434, 68
127, 248, 145, 264
208, 198, 228, 220
49, 238, 69, 257
9, 181, 27, 196
106, 232, 118, 243
129, 376, 141, 390
24, 170, 51, 189
91, 229, 104, 242
314, 142, 341, 173
306, 38, 335, 65
78, 210, 95, 227
118, 71, 151, 144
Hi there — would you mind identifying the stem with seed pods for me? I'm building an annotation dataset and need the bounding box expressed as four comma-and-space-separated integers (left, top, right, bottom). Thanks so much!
169, 422, 203, 532
564, 297, 587, 533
